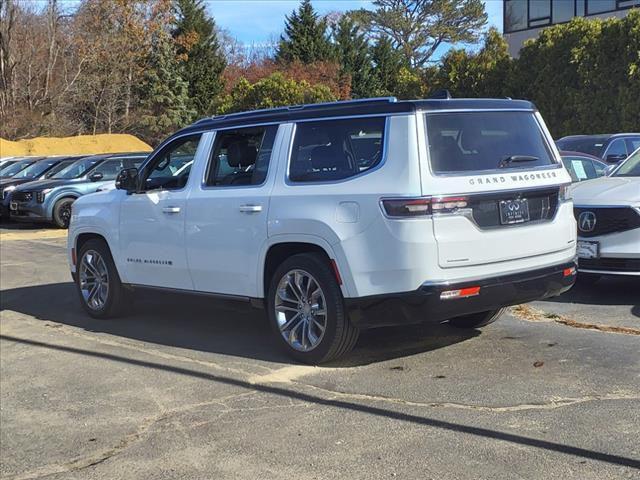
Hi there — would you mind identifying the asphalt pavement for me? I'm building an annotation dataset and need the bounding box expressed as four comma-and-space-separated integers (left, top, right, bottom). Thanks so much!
1, 225, 638, 480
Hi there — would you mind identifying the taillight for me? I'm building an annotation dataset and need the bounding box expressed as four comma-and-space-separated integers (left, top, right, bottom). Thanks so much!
431, 196, 469, 213
381, 198, 432, 217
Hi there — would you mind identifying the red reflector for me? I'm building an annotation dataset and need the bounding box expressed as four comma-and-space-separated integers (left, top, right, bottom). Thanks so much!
563, 267, 576, 277
71, 248, 77, 267
440, 286, 481, 300
330, 259, 343, 285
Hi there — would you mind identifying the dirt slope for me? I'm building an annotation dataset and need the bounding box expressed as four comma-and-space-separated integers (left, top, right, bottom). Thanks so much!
0, 134, 152, 157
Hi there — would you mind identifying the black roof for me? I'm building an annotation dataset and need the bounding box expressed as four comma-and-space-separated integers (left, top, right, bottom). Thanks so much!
180, 97, 536, 134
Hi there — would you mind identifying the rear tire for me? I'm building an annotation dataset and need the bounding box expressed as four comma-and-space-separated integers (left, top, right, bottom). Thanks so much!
267, 253, 359, 364
448, 308, 505, 329
53, 197, 75, 228
75, 239, 127, 319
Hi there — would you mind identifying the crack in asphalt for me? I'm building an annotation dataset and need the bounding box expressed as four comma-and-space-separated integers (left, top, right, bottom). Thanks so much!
510, 305, 640, 336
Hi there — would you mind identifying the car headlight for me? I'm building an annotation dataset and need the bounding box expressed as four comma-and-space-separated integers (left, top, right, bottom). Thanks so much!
36, 188, 53, 203
2, 185, 16, 199
559, 183, 572, 202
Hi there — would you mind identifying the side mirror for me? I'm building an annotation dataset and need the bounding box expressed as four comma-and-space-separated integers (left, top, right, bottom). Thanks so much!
116, 168, 139, 192
605, 153, 626, 164
89, 171, 104, 182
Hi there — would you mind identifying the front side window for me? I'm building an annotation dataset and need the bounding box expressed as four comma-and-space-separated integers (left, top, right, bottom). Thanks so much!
205, 126, 277, 187
612, 149, 640, 177
425, 111, 555, 174
626, 138, 640, 154
142, 134, 202, 191
605, 139, 627, 157
289, 117, 385, 183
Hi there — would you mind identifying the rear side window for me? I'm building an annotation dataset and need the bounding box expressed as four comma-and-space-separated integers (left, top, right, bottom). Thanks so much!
289, 117, 385, 182
426, 112, 555, 174
206, 126, 277, 187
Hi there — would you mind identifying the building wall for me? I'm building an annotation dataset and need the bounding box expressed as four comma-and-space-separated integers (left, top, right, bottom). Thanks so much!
504, 2, 635, 57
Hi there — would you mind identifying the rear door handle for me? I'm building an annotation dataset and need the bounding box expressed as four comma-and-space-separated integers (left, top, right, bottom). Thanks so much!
239, 204, 263, 213
162, 206, 181, 214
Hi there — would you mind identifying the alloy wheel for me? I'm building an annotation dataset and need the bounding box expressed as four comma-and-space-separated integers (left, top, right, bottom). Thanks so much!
79, 249, 110, 310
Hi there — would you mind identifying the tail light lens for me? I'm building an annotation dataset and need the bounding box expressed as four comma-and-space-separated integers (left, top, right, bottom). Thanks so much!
381, 196, 469, 218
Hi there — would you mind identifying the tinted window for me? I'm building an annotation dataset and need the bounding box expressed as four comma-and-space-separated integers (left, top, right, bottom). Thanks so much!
625, 138, 640, 154
425, 112, 554, 174
52, 157, 102, 179
553, 0, 575, 22
290, 117, 385, 182
44, 160, 75, 178
206, 126, 277, 187
0, 159, 36, 177
143, 135, 202, 191
91, 157, 146, 181
12, 159, 58, 179
606, 139, 627, 157
555, 137, 606, 157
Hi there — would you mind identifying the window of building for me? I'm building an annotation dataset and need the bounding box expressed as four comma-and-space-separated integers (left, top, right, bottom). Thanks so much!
205, 126, 277, 187
553, 0, 575, 23
505, 0, 527, 32
587, 0, 616, 14
289, 117, 386, 183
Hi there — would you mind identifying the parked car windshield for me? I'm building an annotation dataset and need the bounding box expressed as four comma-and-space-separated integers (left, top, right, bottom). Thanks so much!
0, 158, 36, 177
555, 137, 606, 157
425, 112, 555, 174
43, 160, 75, 178
51, 157, 103, 179
12, 159, 58, 179
612, 149, 640, 177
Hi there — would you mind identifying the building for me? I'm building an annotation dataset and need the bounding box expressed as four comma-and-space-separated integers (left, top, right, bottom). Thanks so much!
504, 0, 639, 56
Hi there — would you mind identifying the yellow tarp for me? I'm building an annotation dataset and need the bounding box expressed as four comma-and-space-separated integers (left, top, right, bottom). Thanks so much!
0, 134, 152, 157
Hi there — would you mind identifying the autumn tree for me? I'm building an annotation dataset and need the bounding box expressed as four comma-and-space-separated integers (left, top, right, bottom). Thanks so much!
355, 0, 488, 69
173, 0, 226, 117
276, 0, 334, 64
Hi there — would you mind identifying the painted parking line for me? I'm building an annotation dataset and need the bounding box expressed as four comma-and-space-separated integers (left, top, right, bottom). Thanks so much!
0, 230, 68, 242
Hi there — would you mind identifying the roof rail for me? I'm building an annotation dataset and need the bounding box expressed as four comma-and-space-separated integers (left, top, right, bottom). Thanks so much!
202, 97, 398, 123
428, 89, 452, 100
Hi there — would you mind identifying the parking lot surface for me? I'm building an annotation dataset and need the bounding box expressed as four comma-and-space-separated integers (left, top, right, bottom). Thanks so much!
1, 225, 639, 480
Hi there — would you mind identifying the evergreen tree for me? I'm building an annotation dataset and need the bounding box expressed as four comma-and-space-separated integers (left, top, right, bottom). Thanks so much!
370, 37, 408, 96
173, 0, 226, 117
139, 31, 195, 144
332, 16, 376, 98
275, 0, 334, 64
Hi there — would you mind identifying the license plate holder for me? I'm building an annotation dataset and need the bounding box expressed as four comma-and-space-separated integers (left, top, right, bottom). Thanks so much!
499, 198, 530, 225
577, 240, 599, 259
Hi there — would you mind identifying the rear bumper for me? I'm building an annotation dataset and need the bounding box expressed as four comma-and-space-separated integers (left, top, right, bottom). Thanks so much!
346, 261, 577, 329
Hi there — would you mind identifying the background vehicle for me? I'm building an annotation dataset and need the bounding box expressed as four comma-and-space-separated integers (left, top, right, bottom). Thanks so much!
560, 151, 607, 182
11, 153, 147, 228
572, 147, 640, 282
68, 98, 576, 363
556, 133, 640, 164
0, 156, 85, 219
0, 157, 44, 179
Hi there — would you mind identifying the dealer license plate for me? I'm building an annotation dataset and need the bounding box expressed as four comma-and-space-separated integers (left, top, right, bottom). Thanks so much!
499, 198, 530, 225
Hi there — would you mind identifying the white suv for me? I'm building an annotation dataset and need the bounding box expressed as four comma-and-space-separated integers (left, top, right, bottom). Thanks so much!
67, 97, 577, 363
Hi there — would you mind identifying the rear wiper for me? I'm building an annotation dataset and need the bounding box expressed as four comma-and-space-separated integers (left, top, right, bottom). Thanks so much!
499, 155, 539, 168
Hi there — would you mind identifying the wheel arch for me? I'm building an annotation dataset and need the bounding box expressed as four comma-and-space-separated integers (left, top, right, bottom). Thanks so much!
46, 192, 80, 219
258, 236, 353, 300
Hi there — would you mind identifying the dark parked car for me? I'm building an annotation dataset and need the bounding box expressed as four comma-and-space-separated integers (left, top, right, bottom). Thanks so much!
0, 157, 44, 179
0, 156, 85, 218
560, 151, 607, 183
556, 134, 640, 164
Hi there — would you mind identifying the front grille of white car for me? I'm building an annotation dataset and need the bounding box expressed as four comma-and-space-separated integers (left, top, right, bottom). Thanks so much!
574, 207, 640, 237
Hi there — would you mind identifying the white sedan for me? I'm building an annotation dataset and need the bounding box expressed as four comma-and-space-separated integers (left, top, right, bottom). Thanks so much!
572, 148, 640, 280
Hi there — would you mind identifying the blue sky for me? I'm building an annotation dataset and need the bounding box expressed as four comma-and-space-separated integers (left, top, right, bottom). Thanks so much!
208, 0, 504, 50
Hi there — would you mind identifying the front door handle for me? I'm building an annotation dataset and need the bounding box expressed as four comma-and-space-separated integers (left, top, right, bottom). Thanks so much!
239, 204, 263, 213
162, 206, 181, 214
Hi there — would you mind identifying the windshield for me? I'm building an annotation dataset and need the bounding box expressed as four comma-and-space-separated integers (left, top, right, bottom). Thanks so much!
12, 159, 58, 179
51, 157, 102, 179
43, 160, 75, 178
612, 149, 640, 177
425, 112, 555, 174
0, 159, 36, 177
555, 137, 606, 157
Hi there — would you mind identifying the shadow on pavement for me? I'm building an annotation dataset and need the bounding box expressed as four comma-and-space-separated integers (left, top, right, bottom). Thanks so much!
545, 275, 640, 312
0, 282, 479, 367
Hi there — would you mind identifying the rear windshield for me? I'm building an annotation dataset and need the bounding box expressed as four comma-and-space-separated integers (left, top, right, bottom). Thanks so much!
425, 112, 556, 174
555, 137, 605, 157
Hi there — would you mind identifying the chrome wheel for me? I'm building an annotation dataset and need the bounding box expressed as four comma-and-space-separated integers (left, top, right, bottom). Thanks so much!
79, 249, 110, 311
274, 269, 327, 352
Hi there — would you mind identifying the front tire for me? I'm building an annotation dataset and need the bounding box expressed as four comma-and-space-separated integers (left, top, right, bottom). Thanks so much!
53, 197, 75, 228
75, 239, 127, 319
448, 308, 505, 329
267, 253, 359, 364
